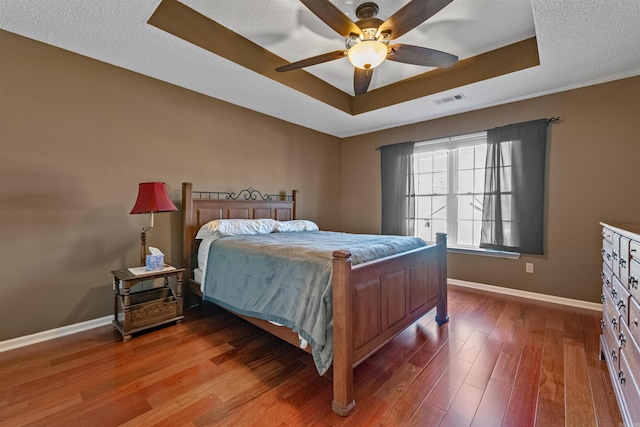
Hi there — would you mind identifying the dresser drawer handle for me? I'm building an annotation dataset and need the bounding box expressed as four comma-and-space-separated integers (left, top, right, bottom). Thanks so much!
611, 289, 618, 299
601, 294, 606, 303
618, 370, 626, 385
620, 259, 627, 268
611, 349, 618, 361
607, 253, 612, 261
618, 332, 626, 345
611, 317, 618, 328
630, 276, 639, 289
617, 300, 626, 310
634, 318, 639, 327
602, 248, 606, 256
613, 251, 618, 261
601, 319, 606, 329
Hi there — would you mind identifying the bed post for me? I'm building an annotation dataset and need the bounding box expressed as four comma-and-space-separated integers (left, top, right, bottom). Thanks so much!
331, 250, 356, 416
435, 232, 449, 325
182, 182, 194, 303
292, 189, 298, 220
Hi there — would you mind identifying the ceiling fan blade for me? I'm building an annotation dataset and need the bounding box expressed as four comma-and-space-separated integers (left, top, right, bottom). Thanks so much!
300, 0, 361, 37
354, 68, 373, 95
386, 44, 458, 68
276, 50, 347, 72
380, 0, 453, 39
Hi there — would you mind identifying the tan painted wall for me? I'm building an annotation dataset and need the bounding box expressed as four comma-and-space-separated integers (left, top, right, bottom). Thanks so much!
3, 26, 639, 342
341, 75, 640, 303
0, 31, 341, 341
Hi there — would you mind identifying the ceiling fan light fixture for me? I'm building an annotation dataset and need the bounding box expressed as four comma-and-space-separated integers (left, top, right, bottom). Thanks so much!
348, 40, 387, 70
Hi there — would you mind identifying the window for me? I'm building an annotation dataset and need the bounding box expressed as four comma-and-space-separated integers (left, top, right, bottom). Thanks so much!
381, 119, 548, 255
412, 132, 500, 248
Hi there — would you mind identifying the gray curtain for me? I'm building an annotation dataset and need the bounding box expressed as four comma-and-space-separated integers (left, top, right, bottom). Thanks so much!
480, 119, 548, 254
381, 141, 415, 236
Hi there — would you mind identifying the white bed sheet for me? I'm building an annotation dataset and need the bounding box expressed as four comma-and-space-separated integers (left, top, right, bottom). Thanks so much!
193, 267, 204, 289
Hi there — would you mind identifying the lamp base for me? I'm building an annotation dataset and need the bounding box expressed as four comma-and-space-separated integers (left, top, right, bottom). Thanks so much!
140, 227, 153, 266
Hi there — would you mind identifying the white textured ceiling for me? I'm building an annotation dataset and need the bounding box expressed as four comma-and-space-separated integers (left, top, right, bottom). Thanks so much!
1, 0, 639, 137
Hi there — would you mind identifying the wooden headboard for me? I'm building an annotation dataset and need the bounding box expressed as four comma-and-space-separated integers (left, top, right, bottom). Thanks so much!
181, 182, 298, 291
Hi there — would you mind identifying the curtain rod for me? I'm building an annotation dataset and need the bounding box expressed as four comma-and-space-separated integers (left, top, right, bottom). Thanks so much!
375, 117, 560, 150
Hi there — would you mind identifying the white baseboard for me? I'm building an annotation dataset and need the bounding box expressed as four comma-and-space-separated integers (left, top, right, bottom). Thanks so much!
0, 315, 112, 353
449, 279, 602, 311
0, 279, 602, 353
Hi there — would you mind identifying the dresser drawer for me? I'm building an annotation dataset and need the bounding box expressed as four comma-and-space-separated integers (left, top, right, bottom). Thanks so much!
603, 261, 613, 290
609, 273, 623, 306
603, 291, 621, 369
603, 325, 621, 372
603, 239, 614, 270
620, 236, 630, 287
631, 240, 640, 261
603, 227, 614, 244
612, 233, 621, 278
620, 349, 640, 426
629, 259, 640, 301
627, 295, 640, 347
613, 275, 630, 322
619, 315, 634, 354
604, 289, 621, 334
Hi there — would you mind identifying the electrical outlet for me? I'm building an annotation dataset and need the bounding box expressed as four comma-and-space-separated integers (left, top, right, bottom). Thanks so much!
526, 263, 534, 273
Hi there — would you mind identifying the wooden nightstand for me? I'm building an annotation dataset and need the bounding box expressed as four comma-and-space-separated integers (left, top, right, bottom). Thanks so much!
111, 266, 185, 342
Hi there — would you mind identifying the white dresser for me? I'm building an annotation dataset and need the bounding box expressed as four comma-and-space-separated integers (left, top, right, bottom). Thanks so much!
600, 222, 640, 426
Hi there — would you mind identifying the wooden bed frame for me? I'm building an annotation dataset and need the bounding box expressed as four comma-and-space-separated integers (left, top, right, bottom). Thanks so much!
181, 182, 448, 416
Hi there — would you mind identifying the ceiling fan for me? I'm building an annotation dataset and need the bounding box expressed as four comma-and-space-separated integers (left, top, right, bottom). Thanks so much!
276, 0, 459, 95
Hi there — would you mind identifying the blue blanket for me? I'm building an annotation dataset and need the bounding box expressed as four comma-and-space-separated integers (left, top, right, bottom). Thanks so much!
203, 231, 427, 375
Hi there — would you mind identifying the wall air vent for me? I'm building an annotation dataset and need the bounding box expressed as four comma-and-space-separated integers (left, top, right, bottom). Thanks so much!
433, 93, 466, 105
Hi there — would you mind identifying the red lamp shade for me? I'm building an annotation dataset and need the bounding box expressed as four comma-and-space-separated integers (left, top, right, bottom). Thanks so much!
130, 182, 178, 214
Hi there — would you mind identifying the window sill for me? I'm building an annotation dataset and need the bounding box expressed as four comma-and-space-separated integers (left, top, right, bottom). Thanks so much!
447, 246, 521, 259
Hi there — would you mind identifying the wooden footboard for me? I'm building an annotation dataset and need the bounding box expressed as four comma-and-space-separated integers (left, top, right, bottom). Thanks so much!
181, 182, 448, 417
331, 233, 448, 415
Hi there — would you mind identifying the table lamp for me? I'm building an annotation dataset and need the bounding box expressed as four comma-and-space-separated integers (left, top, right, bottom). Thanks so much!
130, 182, 178, 266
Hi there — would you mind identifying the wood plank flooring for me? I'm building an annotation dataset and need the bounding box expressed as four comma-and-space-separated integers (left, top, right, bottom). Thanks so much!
0, 285, 622, 426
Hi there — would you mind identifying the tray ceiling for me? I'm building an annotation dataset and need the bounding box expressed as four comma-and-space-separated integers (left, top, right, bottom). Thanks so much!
1, 0, 639, 137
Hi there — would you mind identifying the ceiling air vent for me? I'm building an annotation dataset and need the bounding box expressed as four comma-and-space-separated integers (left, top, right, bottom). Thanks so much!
433, 93, 466, 105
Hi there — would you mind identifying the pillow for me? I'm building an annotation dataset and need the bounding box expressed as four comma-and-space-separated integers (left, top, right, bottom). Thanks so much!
275, 219, 319, 232
195, 218, 277, 239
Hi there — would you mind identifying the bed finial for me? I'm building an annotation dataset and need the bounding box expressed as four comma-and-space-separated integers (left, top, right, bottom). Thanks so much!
182, 182, 194, 306
292, 189, 299, 220
435, 232, 449, 325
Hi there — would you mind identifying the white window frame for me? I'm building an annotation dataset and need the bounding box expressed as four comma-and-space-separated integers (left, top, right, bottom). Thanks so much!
412, 132, 520, 259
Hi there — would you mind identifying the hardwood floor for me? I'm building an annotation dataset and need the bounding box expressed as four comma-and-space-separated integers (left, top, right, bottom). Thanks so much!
0, 285, 622, 426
